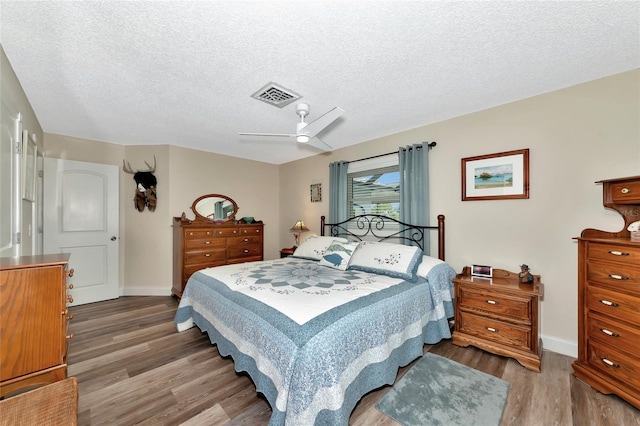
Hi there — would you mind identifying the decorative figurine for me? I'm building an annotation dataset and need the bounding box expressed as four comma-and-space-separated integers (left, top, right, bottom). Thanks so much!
519, 264, 534, 283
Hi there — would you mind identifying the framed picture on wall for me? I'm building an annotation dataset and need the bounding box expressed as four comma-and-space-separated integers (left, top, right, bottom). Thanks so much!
22, 130, 36, 202
310, 183, 322, 202
462, 148, 529, 201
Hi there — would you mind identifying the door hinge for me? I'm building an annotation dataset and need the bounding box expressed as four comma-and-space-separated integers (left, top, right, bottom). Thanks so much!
16, 140, 22, 155
15, 232, 21, 244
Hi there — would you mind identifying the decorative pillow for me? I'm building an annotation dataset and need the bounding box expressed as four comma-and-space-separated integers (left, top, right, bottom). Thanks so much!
319, 240, 360, 271
416, 255, 445, 279
349, 241, 422, 281
292, 236, 348, 261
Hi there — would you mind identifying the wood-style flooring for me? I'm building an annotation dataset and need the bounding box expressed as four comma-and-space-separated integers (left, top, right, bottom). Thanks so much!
67, 296, 639, 425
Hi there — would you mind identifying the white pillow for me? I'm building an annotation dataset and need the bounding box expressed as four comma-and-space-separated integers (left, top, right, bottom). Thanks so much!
292, 236, 348, 261
349, 241, 422, 281
319, 240, 360, 270
416, 255, 445, 278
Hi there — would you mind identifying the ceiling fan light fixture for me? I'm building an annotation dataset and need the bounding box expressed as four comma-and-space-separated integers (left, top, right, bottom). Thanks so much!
296, 135, 310, 143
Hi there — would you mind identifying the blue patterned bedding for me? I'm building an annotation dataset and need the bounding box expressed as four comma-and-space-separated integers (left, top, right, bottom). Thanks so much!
174, 257, 455, 425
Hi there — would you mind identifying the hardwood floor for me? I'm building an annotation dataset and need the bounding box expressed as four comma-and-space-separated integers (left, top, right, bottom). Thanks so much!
67, 296, 639, 425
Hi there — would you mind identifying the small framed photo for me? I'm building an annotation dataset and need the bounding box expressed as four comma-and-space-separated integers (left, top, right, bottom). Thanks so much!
310, 183, 322, 202
471, 264, 493, 278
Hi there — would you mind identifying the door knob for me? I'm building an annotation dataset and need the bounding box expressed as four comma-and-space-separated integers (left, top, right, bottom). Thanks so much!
111, 236, 117, 241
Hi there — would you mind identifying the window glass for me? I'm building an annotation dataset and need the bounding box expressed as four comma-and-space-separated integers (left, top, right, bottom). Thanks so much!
347, 165, 400, 219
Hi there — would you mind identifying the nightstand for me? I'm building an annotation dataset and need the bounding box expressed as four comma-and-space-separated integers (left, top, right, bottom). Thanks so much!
452, 266, 544, 372
280, 247, 295, 258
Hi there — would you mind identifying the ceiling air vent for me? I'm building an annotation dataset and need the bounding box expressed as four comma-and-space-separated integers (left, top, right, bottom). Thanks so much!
251, 82, 301, 108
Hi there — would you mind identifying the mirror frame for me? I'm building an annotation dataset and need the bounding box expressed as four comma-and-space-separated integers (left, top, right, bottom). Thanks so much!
191, 194, 239, 222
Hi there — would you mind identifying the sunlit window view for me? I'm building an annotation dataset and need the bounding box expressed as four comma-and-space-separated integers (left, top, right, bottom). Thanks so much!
347, 166, 400, 219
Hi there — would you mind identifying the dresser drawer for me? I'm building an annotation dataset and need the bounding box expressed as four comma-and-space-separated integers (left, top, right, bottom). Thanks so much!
184, 229, 214, 240
229, 235, 262, 246
211, 228, 241, 237
185, 238, 226, 250
240, 227, 262, 236
228, 245, 262, 259
587, 340, 640, 391
458, 311, 532, 351
586, 284, 640, 326
588, 243, 640, 267
458, 286, 531, 322
587, 312, 640, 356
184, 263, 224, 281
587, 260, 640, 294
185, 249, 227, 265
610, 179, 640, 204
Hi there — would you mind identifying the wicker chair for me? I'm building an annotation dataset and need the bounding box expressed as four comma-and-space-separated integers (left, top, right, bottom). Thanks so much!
0, 377, 78, 426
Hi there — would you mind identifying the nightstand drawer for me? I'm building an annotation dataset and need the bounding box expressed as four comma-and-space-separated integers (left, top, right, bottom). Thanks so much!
587, 340, 640, 390
588, 243, 640, 266
587, 312, 640, 356
458, 287, 531, 321
458, 311, 532, 351
586, 284, 640, 326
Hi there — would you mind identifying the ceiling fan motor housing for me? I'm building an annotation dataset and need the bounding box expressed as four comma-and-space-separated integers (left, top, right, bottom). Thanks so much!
296, 103, 310, 117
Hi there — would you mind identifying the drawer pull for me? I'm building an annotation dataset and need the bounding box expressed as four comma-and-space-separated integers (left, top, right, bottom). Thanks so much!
608, 274, 629, 281
621, 187, 630, 194
243, 238, 249, 242
485, 327, 498, 333
67, 314, 74, 321
66, 333, 74, 340
204, 241, 211, 245
243, 249, 249, 253
601, 357, 620, 368
204, 253, 211, 257
68, 268, 75, 277
608, 250, 629, 256
67, 295, 73, 303
67, 283, 74, 290
599, 299, 619, 307
600, 328, 620, 337
485, 300, 499, 305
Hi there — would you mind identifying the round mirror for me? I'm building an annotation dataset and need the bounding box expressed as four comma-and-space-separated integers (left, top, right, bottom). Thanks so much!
191, 194, 238, 222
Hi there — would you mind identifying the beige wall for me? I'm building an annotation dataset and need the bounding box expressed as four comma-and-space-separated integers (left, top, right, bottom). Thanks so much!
279, 69, 640, 357
42, 137, 281, 295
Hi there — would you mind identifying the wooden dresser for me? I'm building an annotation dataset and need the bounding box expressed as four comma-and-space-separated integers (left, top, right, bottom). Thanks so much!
0, 253, 73, 397
452, 266, 544, 372
573, 175, 640, 409
172, 218, 264, 297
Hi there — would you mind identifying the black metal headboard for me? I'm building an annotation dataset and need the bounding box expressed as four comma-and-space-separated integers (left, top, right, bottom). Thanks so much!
321, 214, 446, 261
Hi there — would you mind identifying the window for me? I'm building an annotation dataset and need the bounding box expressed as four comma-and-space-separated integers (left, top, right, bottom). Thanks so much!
347, 162, 400, 219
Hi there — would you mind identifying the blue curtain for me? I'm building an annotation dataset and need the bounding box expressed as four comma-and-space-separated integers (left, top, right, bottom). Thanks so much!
399, 142, 430, 253
329, 161, 349, 223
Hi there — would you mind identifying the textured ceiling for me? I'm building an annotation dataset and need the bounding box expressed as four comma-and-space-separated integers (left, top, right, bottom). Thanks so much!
1, 1, 638, 165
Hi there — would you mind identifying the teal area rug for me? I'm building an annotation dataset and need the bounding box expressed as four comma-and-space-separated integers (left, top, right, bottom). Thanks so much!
376, 353, 509, 426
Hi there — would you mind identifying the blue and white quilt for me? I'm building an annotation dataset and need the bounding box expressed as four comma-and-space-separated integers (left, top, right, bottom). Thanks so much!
174, 257, 455, 426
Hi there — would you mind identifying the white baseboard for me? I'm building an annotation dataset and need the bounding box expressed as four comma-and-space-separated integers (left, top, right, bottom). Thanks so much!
541, 334, 578, 359
119, 287, 172, 297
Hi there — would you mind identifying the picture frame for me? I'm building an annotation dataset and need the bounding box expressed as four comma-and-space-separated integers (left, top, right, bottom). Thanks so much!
462, 148, 529, 201
22, 130, 37, 202
310, 183, 322, 202
471, 264, 493, 278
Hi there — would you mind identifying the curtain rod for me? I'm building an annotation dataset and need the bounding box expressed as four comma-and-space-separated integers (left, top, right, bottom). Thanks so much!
345, 141, 437, 164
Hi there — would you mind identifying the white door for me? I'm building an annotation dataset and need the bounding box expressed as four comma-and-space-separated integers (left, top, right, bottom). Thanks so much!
44, 158, 119, 305
0, 103, 20, 258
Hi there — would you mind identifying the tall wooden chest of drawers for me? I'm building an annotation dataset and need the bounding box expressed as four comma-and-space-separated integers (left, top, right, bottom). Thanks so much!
172, 218, 264, 297
0, 253, 73, 397
573, 175, 640, 409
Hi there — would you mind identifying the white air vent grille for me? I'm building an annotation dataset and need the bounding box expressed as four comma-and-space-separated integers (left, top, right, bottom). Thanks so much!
251, 82, 301, 108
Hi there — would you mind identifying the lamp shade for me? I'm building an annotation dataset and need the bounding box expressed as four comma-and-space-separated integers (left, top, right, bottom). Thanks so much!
290, 220, 309, 232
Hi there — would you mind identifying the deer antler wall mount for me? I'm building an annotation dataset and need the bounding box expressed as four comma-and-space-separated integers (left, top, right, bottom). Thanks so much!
123, 156, 157, 212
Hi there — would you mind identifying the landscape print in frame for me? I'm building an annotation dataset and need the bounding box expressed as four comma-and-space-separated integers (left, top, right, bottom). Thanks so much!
462, 149, 529, 201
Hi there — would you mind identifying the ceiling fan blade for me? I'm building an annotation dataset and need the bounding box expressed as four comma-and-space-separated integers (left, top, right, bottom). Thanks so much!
298, 107, 344, 138
238, 132, 296, 138
306, 136, 333, 151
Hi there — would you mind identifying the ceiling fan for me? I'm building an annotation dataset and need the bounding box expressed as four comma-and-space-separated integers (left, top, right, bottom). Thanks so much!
239, 103, 344, 151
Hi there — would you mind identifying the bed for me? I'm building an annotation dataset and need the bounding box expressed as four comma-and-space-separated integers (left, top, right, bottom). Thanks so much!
174, 214, 456, 425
